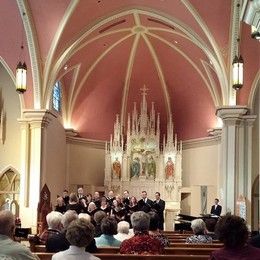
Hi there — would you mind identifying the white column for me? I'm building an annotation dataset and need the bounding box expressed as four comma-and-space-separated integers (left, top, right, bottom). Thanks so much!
244, 115, 256, 230
216, 106, 248, 214
18, 110, 52, 231
19, 121, 30, 207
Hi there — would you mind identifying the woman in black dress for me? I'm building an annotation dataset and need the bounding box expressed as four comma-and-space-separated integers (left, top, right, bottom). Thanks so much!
110, 199, 126, 222
100, 196, 111, 214
66, 192, 83, 214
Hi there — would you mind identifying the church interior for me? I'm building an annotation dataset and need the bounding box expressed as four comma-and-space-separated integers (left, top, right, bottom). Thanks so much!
0, 0, 260, 240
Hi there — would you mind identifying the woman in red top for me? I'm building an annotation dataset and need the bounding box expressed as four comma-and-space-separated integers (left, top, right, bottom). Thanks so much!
120, 211, 163, 255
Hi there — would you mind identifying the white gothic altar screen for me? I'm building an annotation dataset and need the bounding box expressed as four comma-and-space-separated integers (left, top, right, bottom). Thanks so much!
104, 87, 182, 224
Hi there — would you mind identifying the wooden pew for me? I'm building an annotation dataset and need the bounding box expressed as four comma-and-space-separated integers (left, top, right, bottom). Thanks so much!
165, 247, 215, 255
168, 238, 187, 243
33, 246, 218, 255
33, 245, 46, 252
33, 253, 52, 260
95, 255, 210, 260
84, 246, 216, 255
168, 238, 220, 243
34, 253, 210, 260
169, 242, 223, 248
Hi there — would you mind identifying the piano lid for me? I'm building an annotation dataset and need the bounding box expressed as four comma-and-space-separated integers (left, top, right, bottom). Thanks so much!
178, 214, 198, 221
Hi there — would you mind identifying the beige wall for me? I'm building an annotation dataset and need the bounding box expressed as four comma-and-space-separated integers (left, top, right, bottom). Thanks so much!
67, 140, 105, 190
41, 114, 67, 207
182, 142, 219, 216
0, 64, 21, 174
182, 143, 219, 187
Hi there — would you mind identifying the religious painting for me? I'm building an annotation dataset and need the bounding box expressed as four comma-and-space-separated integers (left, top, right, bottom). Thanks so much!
130, 155, 141, 178
147, 155, 156, 179
165, 157, 174, 179
112, 158, 121, 179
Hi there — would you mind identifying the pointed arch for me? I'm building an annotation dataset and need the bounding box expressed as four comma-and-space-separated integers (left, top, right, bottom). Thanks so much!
248, 70, 260, 110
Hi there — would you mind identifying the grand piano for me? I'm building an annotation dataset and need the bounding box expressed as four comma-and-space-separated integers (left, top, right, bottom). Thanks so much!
175, 214, 198, 231
175, 213, 219, 231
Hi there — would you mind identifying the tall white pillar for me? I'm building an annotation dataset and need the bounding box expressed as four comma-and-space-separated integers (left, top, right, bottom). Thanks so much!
18, 110, 52, 231
244, 115, 256, 229
216, 106, 248, 214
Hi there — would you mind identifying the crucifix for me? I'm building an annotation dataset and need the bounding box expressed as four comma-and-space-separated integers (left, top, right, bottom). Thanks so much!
140, 85, 149, 96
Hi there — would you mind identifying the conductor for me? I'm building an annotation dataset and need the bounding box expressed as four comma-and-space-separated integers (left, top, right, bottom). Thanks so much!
137, 191, 153, 213
210, 198, 222, 216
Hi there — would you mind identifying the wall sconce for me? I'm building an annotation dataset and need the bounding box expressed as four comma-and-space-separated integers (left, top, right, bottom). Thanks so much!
251, 26, 260, 40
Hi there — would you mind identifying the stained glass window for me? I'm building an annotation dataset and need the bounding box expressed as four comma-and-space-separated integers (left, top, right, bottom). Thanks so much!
52, 81, 62, 112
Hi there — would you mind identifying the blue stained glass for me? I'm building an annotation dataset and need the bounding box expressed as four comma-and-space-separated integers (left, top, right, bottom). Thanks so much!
52, 81, 61, 112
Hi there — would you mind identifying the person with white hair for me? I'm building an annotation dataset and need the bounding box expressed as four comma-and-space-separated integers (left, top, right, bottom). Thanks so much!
120, 211, 163, 254
47, 210, 97, 253
39, 211, 63, 244
0, 210, 38, 259
114, 221, 132, 242
46, 210, 78, 252
79, 213, 91, 223
186, 218, 213, 244
52, 219, 100, 260
62, 210, 78, 229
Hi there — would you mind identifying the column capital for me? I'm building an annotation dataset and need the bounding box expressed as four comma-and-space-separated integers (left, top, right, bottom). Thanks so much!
18, 109, 57, 128
216, 106, 249, 125
243, 115, 257, 127
207, 127, 222, 137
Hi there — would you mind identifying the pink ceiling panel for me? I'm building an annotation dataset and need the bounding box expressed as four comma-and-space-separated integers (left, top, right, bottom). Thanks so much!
126, 36, 168, 135
140, 14, 178, 31
149, 30, 208, 69
61, 31, 131, 91
56, 1, 212, 62
237, 24, 260, 105
189, 0, 231, 51
150, 36, 216, 140
72, 36, 135, 140
28, 0, 70, 61
0, 0, 33, 108
54, 15, 134, 61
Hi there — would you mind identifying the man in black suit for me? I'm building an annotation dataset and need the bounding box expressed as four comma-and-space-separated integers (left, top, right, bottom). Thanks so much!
77, 187, 86, 200
210, 198, 222, 216
106, 190, 115, 207
152, 192, 165, 230
77, 187, 87, 209
137, 191, 153, 213
122, 190, 130, 206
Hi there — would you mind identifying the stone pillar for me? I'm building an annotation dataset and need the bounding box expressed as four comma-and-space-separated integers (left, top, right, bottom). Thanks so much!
217, 106, 248, 214
217, 106, 256, 218
244, 115, 256, 230
18, 110, 52, 231
19, 122, 30, 207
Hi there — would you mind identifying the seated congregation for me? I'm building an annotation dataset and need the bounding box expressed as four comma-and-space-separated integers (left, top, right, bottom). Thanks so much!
2, 201, 260, 259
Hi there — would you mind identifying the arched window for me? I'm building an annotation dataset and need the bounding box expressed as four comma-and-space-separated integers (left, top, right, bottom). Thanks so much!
52, 81, 62, 112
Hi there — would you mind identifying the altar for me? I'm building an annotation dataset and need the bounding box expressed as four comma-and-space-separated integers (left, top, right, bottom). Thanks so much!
104, 87, 182, 229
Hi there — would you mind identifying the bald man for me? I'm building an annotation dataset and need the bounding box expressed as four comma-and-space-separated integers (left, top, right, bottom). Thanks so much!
0, 210, 38, 259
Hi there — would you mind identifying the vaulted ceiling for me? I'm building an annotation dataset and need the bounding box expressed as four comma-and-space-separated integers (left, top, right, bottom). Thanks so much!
0, 0, 259, 141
